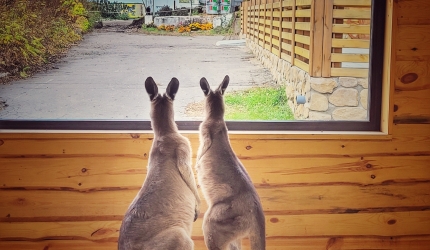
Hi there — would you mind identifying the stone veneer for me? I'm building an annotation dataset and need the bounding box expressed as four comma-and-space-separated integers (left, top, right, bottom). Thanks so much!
246, 39, 369, 121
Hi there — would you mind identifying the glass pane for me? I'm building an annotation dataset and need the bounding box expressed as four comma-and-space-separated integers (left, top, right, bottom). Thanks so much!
0, 0, 384, 130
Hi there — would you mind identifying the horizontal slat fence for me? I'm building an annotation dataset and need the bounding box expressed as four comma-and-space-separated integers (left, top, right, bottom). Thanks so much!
242, 0, 372, 77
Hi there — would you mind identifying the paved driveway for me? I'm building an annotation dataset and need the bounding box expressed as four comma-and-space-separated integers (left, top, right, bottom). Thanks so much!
0, 28, 274, 120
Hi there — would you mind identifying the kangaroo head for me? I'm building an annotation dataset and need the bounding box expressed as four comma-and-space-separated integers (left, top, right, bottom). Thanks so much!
145, 76, 179, 133
199, 75, 229, 119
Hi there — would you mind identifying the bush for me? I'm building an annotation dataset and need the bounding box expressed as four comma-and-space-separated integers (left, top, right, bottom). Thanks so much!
116, 12, 129, 20
173, 7, 190, 16
158, 5, 172, 16
0, 0, 94, 77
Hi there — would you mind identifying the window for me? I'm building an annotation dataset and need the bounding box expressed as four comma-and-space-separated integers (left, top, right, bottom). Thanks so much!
0, 0, 386, 131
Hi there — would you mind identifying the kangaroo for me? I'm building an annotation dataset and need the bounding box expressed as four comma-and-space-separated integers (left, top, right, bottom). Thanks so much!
118, 77, 201, 250
196, 75, 266, 250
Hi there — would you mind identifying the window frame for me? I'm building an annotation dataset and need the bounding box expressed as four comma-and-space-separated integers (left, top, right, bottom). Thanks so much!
0, 0, 386, 132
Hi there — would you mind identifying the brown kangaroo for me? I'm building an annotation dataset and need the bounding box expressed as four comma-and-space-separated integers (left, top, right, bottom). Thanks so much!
118, 77, 201, 250
196, 75, 266, 250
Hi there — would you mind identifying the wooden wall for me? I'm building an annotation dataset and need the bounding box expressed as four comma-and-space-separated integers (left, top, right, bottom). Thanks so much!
0, 0, 429, 249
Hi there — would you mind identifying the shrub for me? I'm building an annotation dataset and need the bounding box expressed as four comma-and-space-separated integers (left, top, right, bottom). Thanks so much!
144, 23, 157, 29
158, 5, 172, 16
117, 12, 129, 20
0, 0, 93, 77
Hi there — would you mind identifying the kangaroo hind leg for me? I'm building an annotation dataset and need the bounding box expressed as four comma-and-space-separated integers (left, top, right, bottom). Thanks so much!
147, 226, 193, 250
203, 204, 245, 250
228, 239, 242, 250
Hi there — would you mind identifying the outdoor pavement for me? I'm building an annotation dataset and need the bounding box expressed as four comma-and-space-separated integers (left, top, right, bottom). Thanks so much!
0, 22, 275, 121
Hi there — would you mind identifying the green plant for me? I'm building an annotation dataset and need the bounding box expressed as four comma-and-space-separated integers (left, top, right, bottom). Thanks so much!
192, 9, 199, 15
117, 12, 129, 20
95, 0, 127, 19
87, 11, 102, 29
209, 26, 230, 35
158, 5, 172, 16
0, 0, 88, 78
20, 66, 30, 78
224, 86, 294, 121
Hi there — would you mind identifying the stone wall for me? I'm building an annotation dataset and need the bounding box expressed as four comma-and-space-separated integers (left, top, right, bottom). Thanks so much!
246, 39, 369, 121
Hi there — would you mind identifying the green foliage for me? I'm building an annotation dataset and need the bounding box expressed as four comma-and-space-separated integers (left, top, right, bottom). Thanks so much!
224, 86, 294, 121
63, 0, 86, 16
87, 11, 102, 29
159, 5, 172, 16
0, 0, 95, 77
209, 26, 231, 35
93, 1, 128, 19
117, 12, 129, 20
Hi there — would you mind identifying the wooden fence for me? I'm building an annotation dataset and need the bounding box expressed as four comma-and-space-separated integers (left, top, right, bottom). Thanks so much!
241, 0, 372, 77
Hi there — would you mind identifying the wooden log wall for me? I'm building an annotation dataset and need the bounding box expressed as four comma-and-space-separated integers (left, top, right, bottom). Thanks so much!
0, 0, 429, 249
242, 0, 372, 77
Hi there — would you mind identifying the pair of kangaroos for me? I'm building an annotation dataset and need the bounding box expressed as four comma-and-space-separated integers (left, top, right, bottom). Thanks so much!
118, 75, 265, 250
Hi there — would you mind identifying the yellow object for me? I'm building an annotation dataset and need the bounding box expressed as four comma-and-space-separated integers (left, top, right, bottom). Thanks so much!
121, 3, 144, 18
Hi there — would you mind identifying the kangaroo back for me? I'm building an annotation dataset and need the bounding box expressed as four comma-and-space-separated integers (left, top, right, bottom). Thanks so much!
118, 77, 200, 250
196, 75, 266, 250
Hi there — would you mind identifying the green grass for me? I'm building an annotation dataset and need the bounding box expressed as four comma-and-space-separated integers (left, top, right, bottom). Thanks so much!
224, 86, 294, 121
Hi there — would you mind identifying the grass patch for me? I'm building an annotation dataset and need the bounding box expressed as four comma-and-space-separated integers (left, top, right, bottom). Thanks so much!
224, 86, 294, 121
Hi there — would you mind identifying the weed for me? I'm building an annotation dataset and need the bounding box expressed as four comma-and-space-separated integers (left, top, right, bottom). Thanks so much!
224, 86, 294, 121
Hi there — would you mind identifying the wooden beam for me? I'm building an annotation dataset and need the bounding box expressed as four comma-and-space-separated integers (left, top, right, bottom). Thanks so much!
290, 0, 296, 65
322, 0, 334, 77
309, 0, 324, 76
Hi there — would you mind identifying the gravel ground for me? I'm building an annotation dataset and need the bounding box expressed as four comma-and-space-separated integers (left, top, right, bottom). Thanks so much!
0, 21, 274, 120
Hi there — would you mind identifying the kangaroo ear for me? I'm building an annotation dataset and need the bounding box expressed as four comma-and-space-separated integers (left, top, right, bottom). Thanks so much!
217, 75, 229, 95
145, 77, 158, 101
166, 77, 179, 100
200, 77, 211, 96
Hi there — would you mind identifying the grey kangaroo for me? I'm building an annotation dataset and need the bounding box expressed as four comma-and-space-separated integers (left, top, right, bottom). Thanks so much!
196, 75, 266, 250
118, 77, 201, 250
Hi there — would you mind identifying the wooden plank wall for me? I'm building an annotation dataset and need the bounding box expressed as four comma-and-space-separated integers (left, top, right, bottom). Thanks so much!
0, 0, 430, 249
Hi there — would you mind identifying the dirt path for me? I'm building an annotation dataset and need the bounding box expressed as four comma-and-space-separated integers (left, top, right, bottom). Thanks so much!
0, 22, 274, 120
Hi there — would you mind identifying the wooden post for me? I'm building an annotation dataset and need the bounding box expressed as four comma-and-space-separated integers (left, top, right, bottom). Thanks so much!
269, 0, 274, 52
241, 1, 244, 37
278, 0, 283, 58
261, 0, 266, 47
309, 0, 325, 77
244, 1, 248, 37
332, 5, 343, 70
322, 0, 333, 77
254, 0, 258, 42
291, 0, 296, 66
257, 0, 262, 45
252, 0, 255, 39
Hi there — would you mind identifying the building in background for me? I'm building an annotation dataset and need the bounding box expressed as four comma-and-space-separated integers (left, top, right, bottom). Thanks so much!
143, 0, 200, 13
117, 0, 145, 18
